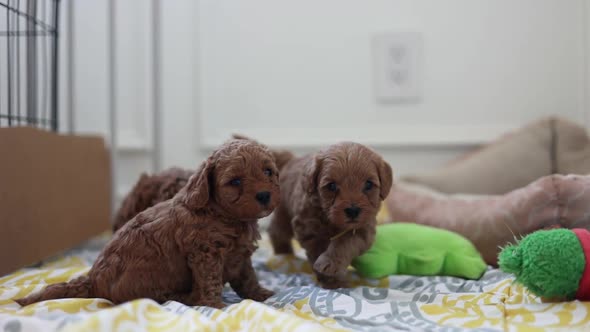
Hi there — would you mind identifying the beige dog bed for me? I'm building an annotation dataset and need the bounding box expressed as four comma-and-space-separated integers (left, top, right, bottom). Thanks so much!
403, 117, 590, 195
386, 116, 590, 265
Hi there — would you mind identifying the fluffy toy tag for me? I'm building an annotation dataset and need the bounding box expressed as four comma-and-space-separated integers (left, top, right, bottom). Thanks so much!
499, 228, 590, 300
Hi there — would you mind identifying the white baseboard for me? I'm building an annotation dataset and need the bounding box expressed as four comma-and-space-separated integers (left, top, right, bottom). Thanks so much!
200, 124, 519, 150
117, 130, 152, 152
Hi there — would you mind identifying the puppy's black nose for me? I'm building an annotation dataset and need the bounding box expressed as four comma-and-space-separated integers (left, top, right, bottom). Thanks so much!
256, 191, 271, 205
344, 206, 361, 219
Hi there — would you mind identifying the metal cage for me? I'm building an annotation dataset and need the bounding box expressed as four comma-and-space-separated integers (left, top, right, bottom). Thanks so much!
0, 0, 60, 131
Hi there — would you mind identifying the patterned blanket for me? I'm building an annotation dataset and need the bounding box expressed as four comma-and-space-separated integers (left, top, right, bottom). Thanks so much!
1, 232, 590, 332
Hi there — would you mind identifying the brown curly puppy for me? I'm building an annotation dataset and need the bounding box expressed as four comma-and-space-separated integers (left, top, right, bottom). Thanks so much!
112, 167, 193, 232
112, 135, 292, 233
15, 138, 280, 309
269, 142, 393, 289
113, 134, 294, 232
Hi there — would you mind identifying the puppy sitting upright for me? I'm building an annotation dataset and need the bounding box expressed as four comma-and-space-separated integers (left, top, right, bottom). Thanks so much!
16, 139, 280, 309
269, 142, 392, 288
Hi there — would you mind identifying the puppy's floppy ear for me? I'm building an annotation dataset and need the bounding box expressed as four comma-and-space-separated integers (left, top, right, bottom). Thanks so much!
303, 153, 323, 194
182, 158, 215, 209
377, 159, 393, 200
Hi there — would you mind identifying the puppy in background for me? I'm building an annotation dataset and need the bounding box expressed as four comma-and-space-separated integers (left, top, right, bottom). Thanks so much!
269, 142, 393, 288
16, 138, 280, 308
112, 167, 193, 232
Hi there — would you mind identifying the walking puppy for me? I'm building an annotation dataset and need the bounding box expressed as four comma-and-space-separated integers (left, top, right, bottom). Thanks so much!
16, 138, 280, 308
269, 142, 393, 288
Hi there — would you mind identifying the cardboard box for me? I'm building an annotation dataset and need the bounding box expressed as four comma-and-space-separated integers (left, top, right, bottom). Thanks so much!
0, 127, 111, 276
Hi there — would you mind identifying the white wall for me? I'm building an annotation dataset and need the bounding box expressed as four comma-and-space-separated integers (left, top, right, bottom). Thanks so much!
195, 0, 588, 175
59, 0, 198, 204
198, 0, 586, 146
57, 0, 590, 206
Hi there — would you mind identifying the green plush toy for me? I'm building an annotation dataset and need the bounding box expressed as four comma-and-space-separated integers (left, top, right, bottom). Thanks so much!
499, 228, 590, 300
352, 223, 487, 279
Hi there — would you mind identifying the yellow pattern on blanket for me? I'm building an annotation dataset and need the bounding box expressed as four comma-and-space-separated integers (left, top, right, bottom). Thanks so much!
2, 228, 590, 331
0, 262, 342, 332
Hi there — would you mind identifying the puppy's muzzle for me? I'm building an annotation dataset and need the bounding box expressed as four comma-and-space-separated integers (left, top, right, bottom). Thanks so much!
344, 205, 361, 221
255, 191, 271, 206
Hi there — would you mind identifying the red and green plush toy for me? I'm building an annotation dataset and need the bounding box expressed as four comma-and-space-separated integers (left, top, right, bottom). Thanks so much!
499, 228, 590, 300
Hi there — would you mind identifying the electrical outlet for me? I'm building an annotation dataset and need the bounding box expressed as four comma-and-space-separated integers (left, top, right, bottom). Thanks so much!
373, 32, 422, 102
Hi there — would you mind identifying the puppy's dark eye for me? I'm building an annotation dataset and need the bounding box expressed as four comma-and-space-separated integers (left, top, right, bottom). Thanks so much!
229, 178, 242, 186
264, 168, 273, 177
364, 180, 374, 191
327, 182, 338, 192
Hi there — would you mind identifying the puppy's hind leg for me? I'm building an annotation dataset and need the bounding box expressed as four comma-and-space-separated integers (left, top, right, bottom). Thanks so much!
268, 205, 294, 255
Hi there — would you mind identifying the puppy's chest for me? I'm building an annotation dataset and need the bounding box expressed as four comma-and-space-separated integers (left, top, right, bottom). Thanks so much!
221, 234, 257, 256
214, 223, 259, 255
292, 210, 338, 239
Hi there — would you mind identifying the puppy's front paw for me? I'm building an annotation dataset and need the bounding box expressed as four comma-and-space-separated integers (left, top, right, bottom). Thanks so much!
199, 300, 225, 309
245, 287, 274, 302
313, 254, 346, 276
316, 273, 348, 289
319, 279, 348, 289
